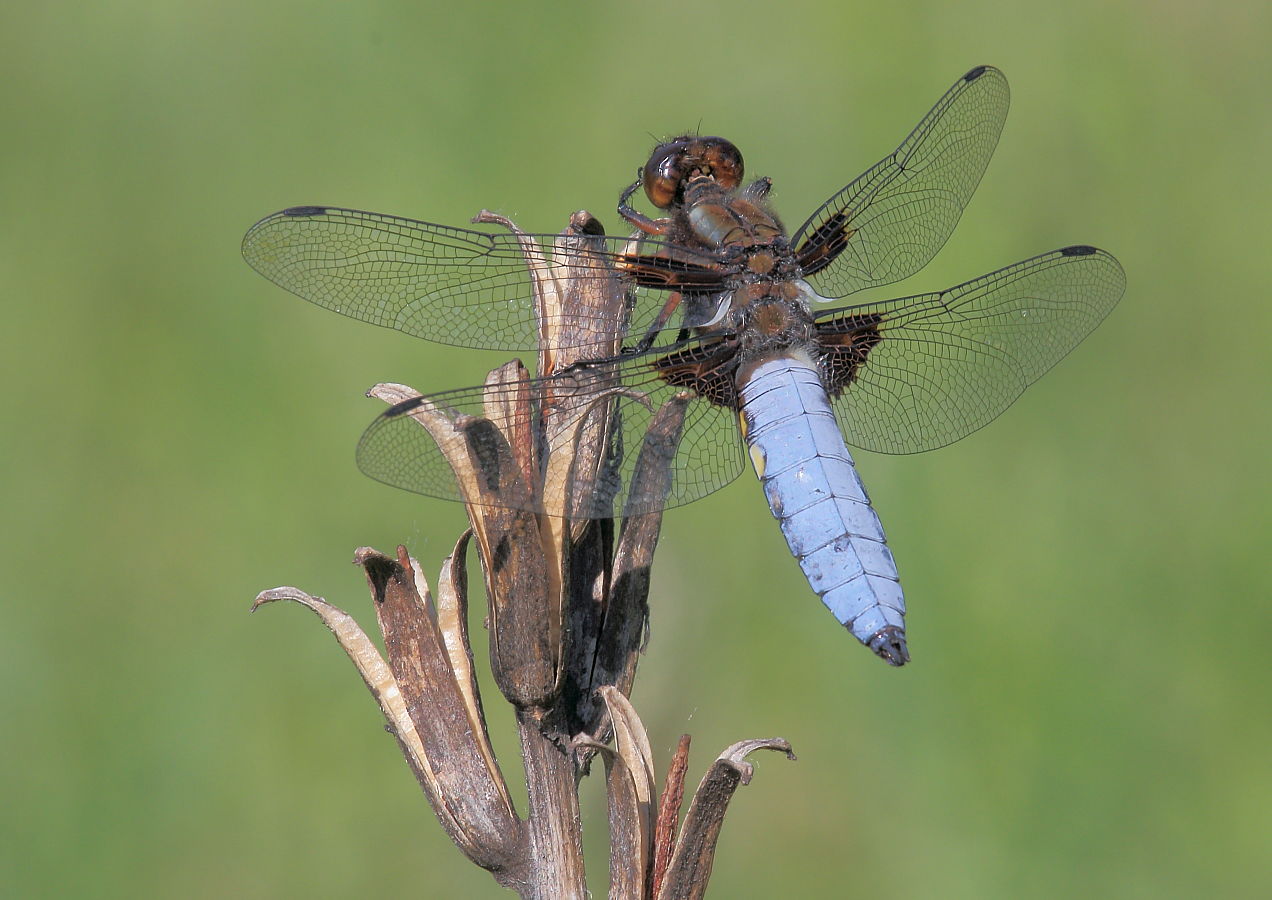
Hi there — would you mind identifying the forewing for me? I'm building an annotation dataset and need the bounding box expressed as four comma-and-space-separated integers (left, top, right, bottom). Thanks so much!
820, 246, 1125, 454
242, 205, 723, 352
793, 65, 1010, 297
356, 350, 745, 517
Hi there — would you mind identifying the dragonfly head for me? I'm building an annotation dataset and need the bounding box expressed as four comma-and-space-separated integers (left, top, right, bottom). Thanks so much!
642, 136, 743, 209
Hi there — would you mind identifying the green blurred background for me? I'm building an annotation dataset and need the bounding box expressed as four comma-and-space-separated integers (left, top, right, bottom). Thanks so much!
3, 1, 1269, 896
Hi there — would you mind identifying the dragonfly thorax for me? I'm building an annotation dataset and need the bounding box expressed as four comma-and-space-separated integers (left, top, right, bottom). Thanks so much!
679, 177, 785, 251
726, 284, 816, 352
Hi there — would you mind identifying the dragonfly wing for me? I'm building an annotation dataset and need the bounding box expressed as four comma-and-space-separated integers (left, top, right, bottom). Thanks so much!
815, 246, 1125, 454
243, 205, 725, 352
793, 66, 1011, 297
356, 346, 745, 517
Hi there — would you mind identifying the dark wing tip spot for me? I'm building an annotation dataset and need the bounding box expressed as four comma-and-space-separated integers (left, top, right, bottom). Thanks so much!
282, 205, 328, 217
383, 396, 424, 417
1060, 244, 1098, 257
964, 65, 989, 81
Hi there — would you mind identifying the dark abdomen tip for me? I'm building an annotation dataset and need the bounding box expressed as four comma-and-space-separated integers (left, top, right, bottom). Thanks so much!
868, 625, 910, 666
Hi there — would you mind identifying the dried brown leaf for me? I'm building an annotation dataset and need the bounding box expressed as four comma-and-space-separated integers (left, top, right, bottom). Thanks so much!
357, 548, 524, 870
656, 738, 796, 900
598, 686, 656, 860
651, 734, 692, 898
252, 584, 519, 869
571, 735, 647, 900
433, 531, 512, 813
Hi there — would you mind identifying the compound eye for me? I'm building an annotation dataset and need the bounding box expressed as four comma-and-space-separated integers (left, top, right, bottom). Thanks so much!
700, 138, 744, 191
642, 141, 688, 209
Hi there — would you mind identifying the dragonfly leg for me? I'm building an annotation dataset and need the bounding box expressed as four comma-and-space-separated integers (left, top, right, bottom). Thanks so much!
625, 290, 685, 355
619, 177, 671, 235
742, 176, 772, 200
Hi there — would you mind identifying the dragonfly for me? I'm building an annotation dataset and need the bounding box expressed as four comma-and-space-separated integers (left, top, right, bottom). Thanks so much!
243, 65, 1124, 667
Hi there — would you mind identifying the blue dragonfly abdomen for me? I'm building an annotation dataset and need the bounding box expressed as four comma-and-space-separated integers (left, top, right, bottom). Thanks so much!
739, 352, 909, 665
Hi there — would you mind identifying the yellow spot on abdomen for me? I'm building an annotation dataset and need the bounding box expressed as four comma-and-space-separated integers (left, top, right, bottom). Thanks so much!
749, 443, 766, 478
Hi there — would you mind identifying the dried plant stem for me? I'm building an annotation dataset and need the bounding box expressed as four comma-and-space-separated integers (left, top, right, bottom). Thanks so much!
253, 211, 795, 897
514, 712, 587, 899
